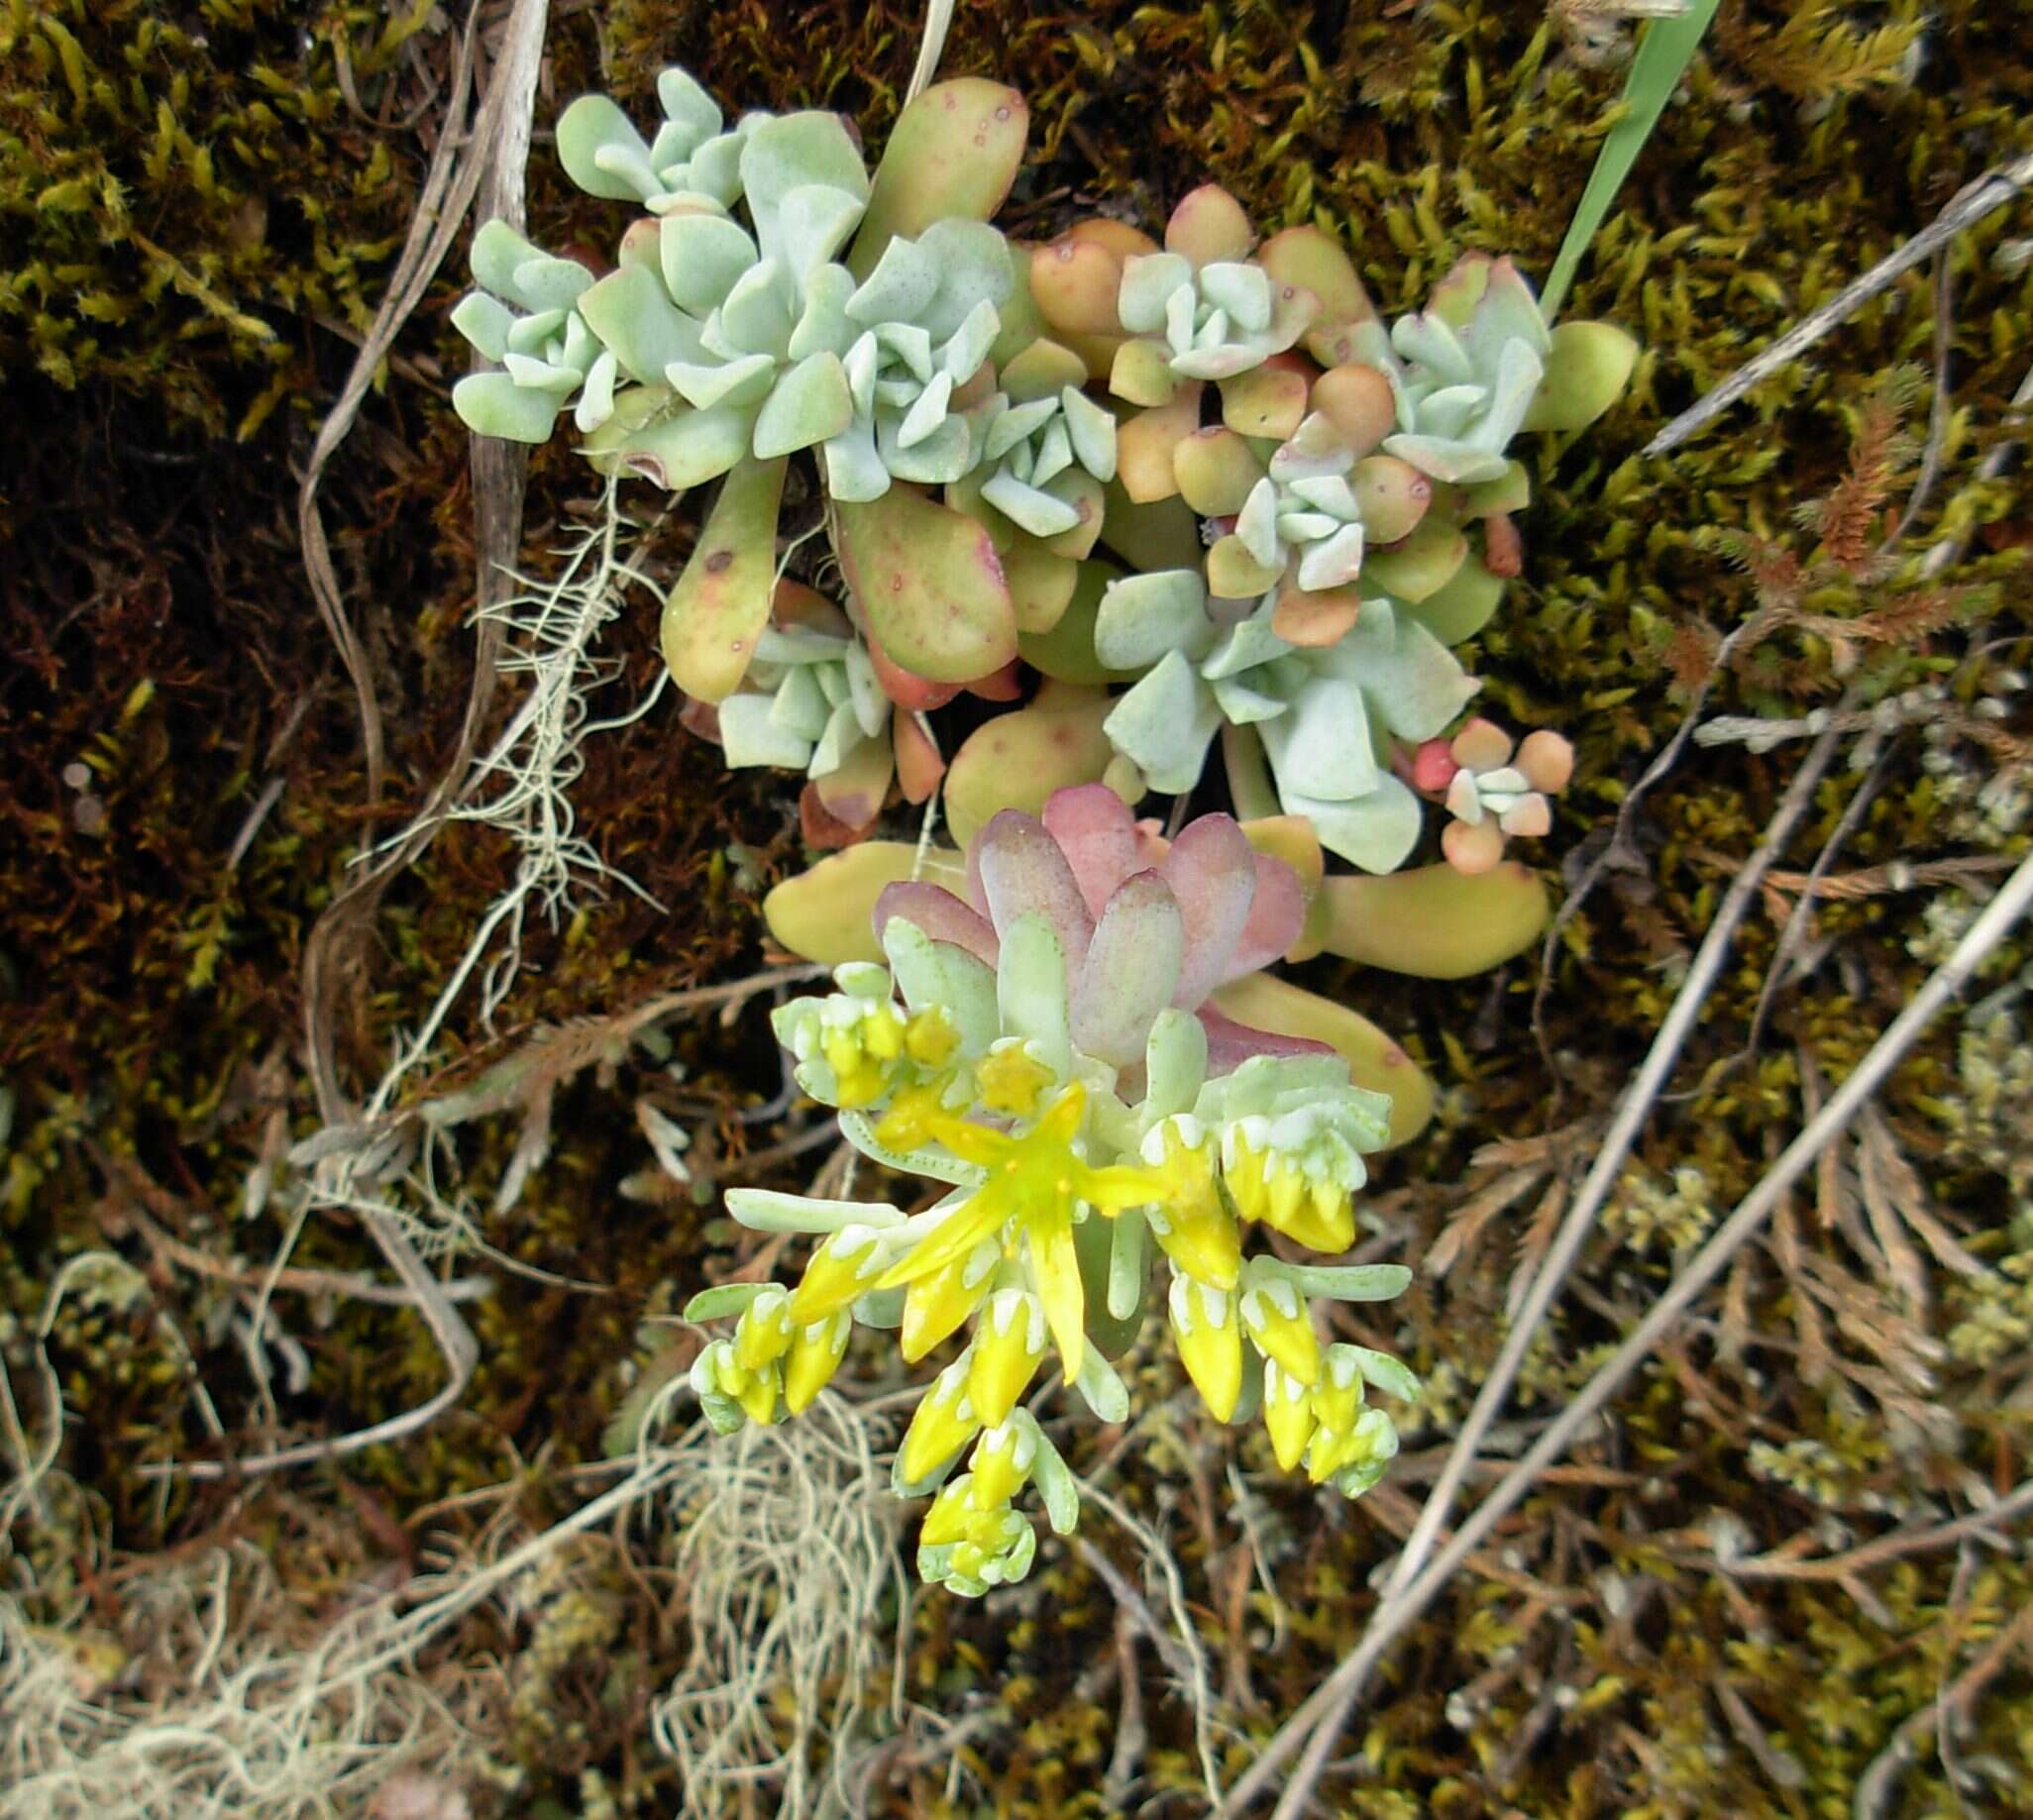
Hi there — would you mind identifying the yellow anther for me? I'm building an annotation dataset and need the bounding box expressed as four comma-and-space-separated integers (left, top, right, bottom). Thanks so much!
861, 1005, 906, 1061
976, 1044, 1055, 1119
905, 1009, 960, 1068
820, 1024, 887, 1108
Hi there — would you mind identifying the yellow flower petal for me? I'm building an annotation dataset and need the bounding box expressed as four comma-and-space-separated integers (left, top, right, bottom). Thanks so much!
1025, 1209, 1087, 1383
875, 1186, 1010, 1293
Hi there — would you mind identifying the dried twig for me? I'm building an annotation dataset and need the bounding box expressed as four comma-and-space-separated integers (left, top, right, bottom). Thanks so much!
1388, 718, 1847, 1610
1645, 150, 2033, 456
1529, 619, 1780, 1085
1222, 847, 2033, 1816
258, 0, 555, 1485
1741, 747, 1889, 1064
1851, 1599, 2033, 1820
1675, 1475, 2033, 1588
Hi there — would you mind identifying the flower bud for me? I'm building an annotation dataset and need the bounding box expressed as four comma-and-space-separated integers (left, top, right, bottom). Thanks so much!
1223, 1119, 1360, 1252
967, 1417, 1037, 1511
787, 1223, 890, 1325
967, 1289, 1047, 1427
919, 1473, 979, 1548
1239, 1265, 1320, 1384
782, 1310, 852, 1414
1314, 1408, 1399, 1495
923, 1506, 1036, 1596
899, 1235, 1000, 1362
898, 1354, 982, 1486
975, 1041, 1056, 1119
1140, 1120, 1240, 1288
1262, 1357, 1317, 1473
699, 1341, 783, 1428
732, 1285, 795, 1372
1168, 1272, 1243, 1422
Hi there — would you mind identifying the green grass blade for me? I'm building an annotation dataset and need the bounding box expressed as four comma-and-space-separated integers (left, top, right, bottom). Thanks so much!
1541, 0, 1721, 324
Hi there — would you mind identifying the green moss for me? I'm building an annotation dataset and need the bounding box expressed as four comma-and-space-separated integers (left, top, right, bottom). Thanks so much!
5, 0, 2033, 1813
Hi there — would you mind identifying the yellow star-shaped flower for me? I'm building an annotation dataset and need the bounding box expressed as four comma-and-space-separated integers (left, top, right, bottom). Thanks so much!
875, 1082, 1160, 1380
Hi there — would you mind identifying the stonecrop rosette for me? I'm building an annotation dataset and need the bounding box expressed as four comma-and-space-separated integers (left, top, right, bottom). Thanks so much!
688, 786, 1420, 1595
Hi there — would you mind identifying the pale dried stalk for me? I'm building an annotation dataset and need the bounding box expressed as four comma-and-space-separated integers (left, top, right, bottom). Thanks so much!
1645, 150, 2033, 456
1224, 846, 2033, 1816
1386, 717, 1847, 1612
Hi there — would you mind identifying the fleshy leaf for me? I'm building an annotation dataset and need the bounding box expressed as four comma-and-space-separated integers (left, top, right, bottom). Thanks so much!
974, 811, 1096, 974
1101, 651, 1222, 797
997, 911, 1072, 1077
1071, 872, 1184, 1067
452, 372, 565, 443
850, 79, 1027, 277
1092, 568, 1209, 671
1318, 861, 1551, 978
660, 456, 787, 702
944, 686, 1124, 849
1205, 975, 1434, 1148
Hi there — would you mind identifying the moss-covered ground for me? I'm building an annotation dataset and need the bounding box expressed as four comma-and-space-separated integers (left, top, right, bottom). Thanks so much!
3, 1, 2031, 1814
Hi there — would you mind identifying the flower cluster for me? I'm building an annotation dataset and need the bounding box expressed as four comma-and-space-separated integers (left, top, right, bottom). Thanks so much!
687, 788, 1419, 1592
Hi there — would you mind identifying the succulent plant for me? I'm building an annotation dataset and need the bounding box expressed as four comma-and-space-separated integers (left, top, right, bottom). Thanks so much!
425, 54, 1682, 1604
686, 785, 1418, 1591
711, 606, 888, 780
1096, 569, 1478, 873
616, 109, 874, 471
1410, 716, 1576, 875
554, 66, 758, 213
449, 222, 605, 444
972, 344, 1119, 539
1108, 186, 1317, 398
822, 220, 1011, 500
1343, 255, 1552, 486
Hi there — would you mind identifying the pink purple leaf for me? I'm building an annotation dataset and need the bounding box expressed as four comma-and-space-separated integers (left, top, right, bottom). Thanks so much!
1158, 812, 1257, 1010
1070, 871, 1183, 1066
972, 810, 1096, 974
874, 882, 1000, 966
1040, 783, 1143, 917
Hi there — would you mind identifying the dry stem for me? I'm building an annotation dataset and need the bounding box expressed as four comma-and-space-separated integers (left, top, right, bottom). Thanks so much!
1223, 847, 2033, 1816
